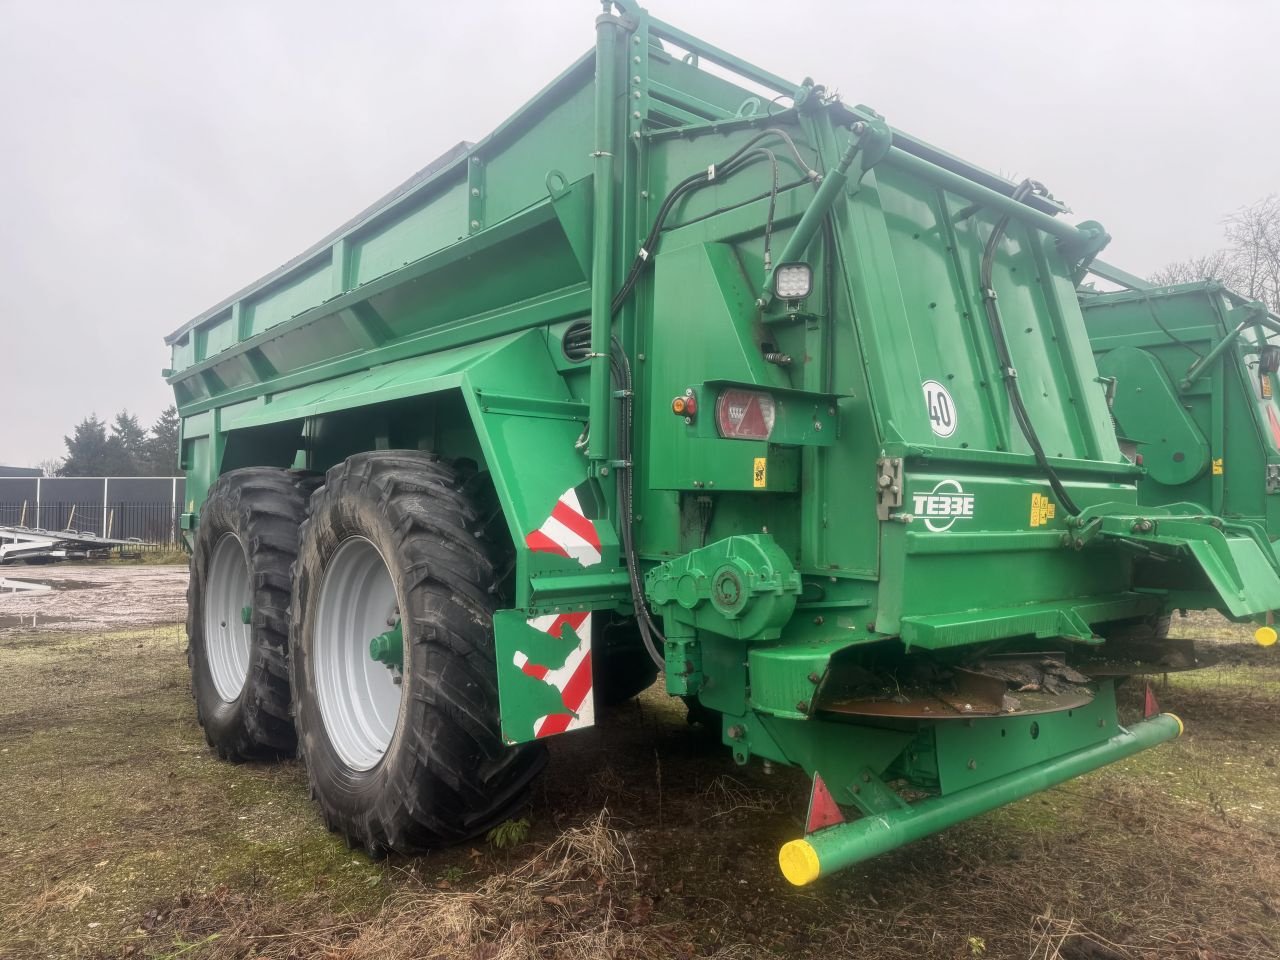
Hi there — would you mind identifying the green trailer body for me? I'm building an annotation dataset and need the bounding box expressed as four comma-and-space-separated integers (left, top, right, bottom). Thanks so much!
164, 3, 1278, 883
1081, 268, 1280, 637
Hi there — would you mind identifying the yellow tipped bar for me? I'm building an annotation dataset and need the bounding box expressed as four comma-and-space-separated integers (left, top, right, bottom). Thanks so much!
777, 713, 1183, 886
1255, 626, 1277, 647
778, 838, 821, 886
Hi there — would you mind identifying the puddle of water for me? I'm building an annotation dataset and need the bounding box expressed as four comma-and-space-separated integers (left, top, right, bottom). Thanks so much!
39, 579, 97, 591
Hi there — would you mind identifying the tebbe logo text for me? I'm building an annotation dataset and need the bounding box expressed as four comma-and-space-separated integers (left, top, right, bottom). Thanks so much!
912, 492, 975, 518
911, 480, 975, 532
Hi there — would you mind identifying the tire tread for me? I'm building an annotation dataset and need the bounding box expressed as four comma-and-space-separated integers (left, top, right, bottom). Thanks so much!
187, 468, 315, 761
291, 451, 546, 853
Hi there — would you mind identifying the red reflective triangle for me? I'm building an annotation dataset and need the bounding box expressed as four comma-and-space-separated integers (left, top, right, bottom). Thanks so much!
1143, 683, 1161, 719
805, 772, 845, 834
720, 389, 771, 439
737, 395, 769, 437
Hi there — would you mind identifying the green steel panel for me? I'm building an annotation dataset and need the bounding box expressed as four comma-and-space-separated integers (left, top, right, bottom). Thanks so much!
1084, 283, 1280, 538
548, 175, 594, 278
645, 241, 796, 492
245, 262, 334, 336
463, 331, 618, 577
214, 342, 481, 431
932, 682, 1119, 792
875, 470, 1137, 639
899, 598, 1140, 651
350, 182, 470, 285
1184, 533, 1280, 617
195, 312, 236, 361
169, 334, 195, 370
867, 169, 1106, 460
747, 638, 850, 718
1096, 345, 1209, 485
484, 84, 595, 227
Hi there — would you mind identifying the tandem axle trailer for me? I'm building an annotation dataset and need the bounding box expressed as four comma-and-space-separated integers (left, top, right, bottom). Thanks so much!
162, 3, 1273, 883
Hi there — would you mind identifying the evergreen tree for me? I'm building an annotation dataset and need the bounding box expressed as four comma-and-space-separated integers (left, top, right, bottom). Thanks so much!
58, 407, 182, 476
143, 406, 180, 476
108, 411, 149, 475
60, 415, 113, 476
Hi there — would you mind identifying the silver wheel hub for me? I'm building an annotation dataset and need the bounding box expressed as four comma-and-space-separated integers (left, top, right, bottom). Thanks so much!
313, 536, 403, 771
204, 532, 253, 702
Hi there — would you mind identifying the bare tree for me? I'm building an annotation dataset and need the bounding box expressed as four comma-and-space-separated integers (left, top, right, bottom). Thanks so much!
1224, 195, 1280, 311
34, 457, 64, 477
1151, 195, 1280, 312
1150, 250, 1235, 288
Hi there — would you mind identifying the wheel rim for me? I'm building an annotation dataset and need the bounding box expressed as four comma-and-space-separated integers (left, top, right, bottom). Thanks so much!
313, 536, 403, 771
204, 532, 253, 702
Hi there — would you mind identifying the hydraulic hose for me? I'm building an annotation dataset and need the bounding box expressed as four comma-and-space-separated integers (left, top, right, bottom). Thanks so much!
610, 127, 816, 316
609, 341, 666, 668
979, 180, 1081, 517
607, 128, 822, 670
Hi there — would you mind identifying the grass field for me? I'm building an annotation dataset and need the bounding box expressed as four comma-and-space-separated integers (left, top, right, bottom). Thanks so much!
1, 567, 1278, 959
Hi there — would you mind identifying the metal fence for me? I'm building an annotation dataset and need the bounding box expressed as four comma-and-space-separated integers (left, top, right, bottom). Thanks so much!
0, 501, 180, 545
0, 477, 185, 551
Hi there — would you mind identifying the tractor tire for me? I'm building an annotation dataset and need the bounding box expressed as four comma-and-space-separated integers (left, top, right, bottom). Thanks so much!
187, 468, 316, 761
289, 451, 546, 855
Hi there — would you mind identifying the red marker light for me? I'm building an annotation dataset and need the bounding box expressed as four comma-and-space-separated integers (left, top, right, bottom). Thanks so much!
715, 389, 776, 440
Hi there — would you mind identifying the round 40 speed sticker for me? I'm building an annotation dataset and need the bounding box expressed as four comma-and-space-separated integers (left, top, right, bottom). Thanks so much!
922, 380, 957, 438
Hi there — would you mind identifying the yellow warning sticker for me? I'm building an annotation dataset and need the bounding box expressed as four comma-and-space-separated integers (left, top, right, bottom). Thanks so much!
1263, 377, 1273, 399
1212, 458, 1224, 475
753, 457, 767, 488
1030, 492, 1057, 527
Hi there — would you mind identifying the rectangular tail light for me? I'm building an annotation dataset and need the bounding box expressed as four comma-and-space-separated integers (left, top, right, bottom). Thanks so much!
716, 388, 776, 440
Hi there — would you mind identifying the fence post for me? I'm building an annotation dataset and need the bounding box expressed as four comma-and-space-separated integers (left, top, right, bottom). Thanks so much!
35, 477, 41, 529
102, 478, 109, 538
171, 476, 178, 544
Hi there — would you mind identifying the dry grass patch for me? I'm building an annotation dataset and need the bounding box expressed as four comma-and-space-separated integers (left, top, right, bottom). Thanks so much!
139, 810, 750, 960
698, 775, 779, 822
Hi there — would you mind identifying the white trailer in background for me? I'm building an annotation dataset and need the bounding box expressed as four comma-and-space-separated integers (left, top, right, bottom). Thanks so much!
0, 525, 139, 564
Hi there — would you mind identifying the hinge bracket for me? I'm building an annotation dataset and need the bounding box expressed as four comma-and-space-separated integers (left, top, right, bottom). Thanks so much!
876, 457, 903, 520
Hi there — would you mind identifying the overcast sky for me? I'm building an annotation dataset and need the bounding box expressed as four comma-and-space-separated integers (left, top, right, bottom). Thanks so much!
2, 0, 1276, 467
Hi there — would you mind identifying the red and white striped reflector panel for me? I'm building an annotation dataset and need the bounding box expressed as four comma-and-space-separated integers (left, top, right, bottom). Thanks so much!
511, 611, 594, 738
524, 485, 602, 567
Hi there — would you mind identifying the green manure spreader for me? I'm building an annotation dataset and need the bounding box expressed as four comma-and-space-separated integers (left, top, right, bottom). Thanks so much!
163, 3, 1280, 885
1082, 263, 1280, 650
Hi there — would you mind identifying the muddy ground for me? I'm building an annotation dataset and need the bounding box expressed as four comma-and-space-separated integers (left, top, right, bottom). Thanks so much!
1, 567, 1278, 959
0, 566, 186, 631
